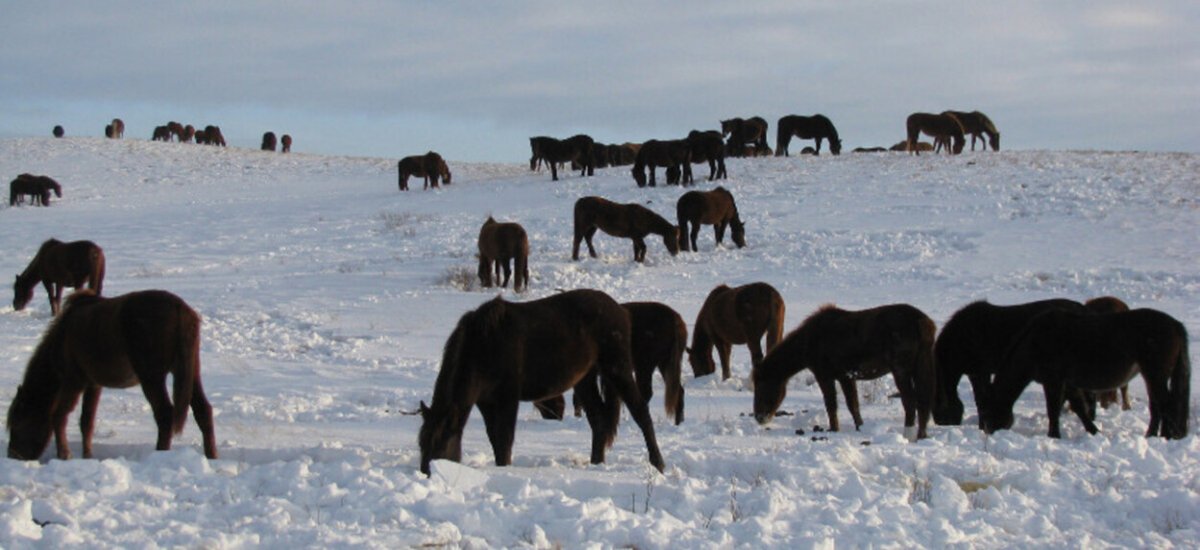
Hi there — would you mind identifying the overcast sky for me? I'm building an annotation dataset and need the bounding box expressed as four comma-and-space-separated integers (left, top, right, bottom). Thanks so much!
3, 2, 1197, 162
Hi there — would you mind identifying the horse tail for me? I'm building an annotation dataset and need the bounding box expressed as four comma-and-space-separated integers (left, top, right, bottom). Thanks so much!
775, 122, 790, 157
662, 315, 687, 425
914, 314, 938, 415
90, 246, 106, 296
1168, 323, 1191, 438
515, 235, 529, 291
905, 116, 920, 154
172, 301, 201, 435
766, 292, 786, 352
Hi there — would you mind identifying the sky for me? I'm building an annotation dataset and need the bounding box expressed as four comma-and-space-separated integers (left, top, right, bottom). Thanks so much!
2, 1, 1197, 162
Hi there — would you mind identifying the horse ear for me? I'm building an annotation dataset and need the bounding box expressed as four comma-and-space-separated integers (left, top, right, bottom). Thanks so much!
419, 400, 430, 416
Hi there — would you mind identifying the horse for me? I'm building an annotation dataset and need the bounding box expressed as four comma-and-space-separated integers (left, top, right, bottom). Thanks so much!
528, 136, 555, 171
6, 290, 217, 461
631, 139, 692, 187
110, 118, 124, 139
984, 307, 1190, 439
261, 131, 277, 151
14, 239, 105, 316
152, 126, 171, 142
203, 125, 226, 146
105, 124, 113, 138
397, 151, 450, 191
720, 117, 769, 157
535, 301, 688, 426
572, 197, 679, 262
53, 125, 64, 138
892, 140, 932, 152
193, 129, 207, 144
539, 135, 595, 181
167, 121, 184, 142
280, 134, 292, 153
943, 110, 1000, 151
853, 147, 888, 153
686, 130, 727, 181
9, 173, 62, 206
906, 112, 964, 155
417, 289, 665, 475
689, 282, 785, 380
676, 187, 745, 252
476, 217, 529, 291
776, 114, 842, 156
1084, 296, 1132, 410
607, 143, 639, 167
753, 303, 937, 440
183, 125, 196, 143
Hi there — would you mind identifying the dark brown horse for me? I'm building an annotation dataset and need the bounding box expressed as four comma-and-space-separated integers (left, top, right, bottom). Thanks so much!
476, 217, 529, 291
721, 117, 769, 157
167, 122, 185, 142
14, 239, 105, 316
753, 303, 937, 439
6, 290, 218, 460
397, 152, 451, 191
776, 114, 842, 156
261, 131, 277, 151
182, 124, 196, 143
572, 197, 679, 262
906, 112, 964, 155
110, 118, 124, 139
943, 110, 1000, 151
152, 126, 171, 142
9, 174, 62, 206
201, 125, 226, 147
676, 187, 745, 252
53, 125, 64, 138
536, 135, 594, 181
689, 282, 785, 380
417, 289, 665, 474
528, 136, 555, 171
607, 143, 639, 167
632, 139, 692, 187
932, 299, 1086, 427
1084, 296, 1132, 410
685, 130, 727, 181
281, 134, 292, 153
984, 307, 1190, 439
535, 301, 688, 426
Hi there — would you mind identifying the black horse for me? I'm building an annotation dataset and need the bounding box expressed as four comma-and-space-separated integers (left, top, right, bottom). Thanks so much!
776, 114, 842, 156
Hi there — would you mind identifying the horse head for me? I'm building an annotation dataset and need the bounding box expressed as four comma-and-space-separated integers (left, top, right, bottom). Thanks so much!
731, 218, 747, 248
751, 367, 787, 425
6, 383, 54, 460
631, 165, 648, 188
12, 274, 34, 311
664, 226, 680, 256
417, 399, 463, 475
830, 138, 843, 155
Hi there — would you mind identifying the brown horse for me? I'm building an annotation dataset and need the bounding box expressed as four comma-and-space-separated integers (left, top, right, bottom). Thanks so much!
535, 135, 594, 181
572, 197, 679, 262
528, 136, 555, 171
686, 130, 728, 181
689, 282, 785, 380
201, 125, 226, 146
607, 143, 639, 167
676, 187, 745, 252
167, 121, 184, 142
943, 110, 1000, 151
53, 125, 64, 138
535, 301, 688, 426
14, 239, 105, 316
281, 134, 292, 153
183, 124, 196, 143
721, 117, 769, 157
1085, 296, 1132, 410
397, 152, 451, 190
632, 139, 692, 187
152, 126, 171, 142
476, 217, 529, 291
753, 303, 937, 439
906, 112, 964, 155
9, 174, 62, 206
417, 289, 665, 475
261, 131, 277, 151
985, 307, 1190, 439
932, 299, 1086, 427
6, 290, 218, 460
776, 114, 842, 156
110, 118, 124, 139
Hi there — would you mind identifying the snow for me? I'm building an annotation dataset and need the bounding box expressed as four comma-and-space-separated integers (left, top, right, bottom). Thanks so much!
1, 137, 1197, 548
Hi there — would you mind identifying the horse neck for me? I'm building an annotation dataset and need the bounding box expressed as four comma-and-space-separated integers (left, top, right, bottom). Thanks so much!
644, 210, 674, 237
17, 241, 57, 284
755, 327, 807, 381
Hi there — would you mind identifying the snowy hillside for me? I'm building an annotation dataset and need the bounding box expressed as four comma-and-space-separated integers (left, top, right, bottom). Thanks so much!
1, 137, 1197, 548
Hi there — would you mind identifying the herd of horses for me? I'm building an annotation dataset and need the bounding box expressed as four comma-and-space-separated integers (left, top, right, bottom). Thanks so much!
54, 117, 289, 152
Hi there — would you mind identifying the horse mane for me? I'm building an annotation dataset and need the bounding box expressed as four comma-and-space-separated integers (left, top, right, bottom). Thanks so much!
973, 111, 999, 136
62, 288, 103, 311
17, 238, 64, 281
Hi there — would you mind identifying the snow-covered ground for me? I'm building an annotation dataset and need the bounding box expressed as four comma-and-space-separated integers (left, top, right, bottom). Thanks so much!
0, 137, 1197, 548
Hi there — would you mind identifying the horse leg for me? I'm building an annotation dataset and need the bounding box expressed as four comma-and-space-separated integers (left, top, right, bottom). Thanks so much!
632, 237, 647, 262
551, 162, 559, 181
690, 223, 701, 252
838, 377, 864, 431
500, 259, 512, 288
585, 227, 600, 258
648, 167, 657, 187
714, 222, 726, 247
718, 341, 733, 381
601, 366, 666, 473
816, 376, 841, 432
184, 376, 218, 459
1041, 380, 1067, 438
43, 281, 58, 315
477, 398, 519, 467
1142, 371, 1169, 437
967, 373, 991, 429
1120, 385, 1131, 411
572, 375, 610, 465
1065, 387, 1100, 435
52, 387, 84, 459
79, 386, 102, 459
717, 158, 726, 179
746, 337, 765, 370
139, 374, 177, 451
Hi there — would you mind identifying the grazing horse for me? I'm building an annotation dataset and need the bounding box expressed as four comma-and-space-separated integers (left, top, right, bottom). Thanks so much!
985, 308, 1190, 439
776, 114, 842, 156
632, 139, 692, 187
9, 174, 62, 206
528, 136, 555, 171
676, 187, 745, 252
281, 134, 292, 153
397, 151, 451, 190
932, 299, 1086, 427
689, 282, 785, 380
14, 239, 105, 316
535, 301, 689, 426
753, 303, 937, 439
538, 135, 595, 181
476, 217, 529, 291
572, 197, 679, 262
686, 130, 728, 181
944, 110, 1000, 151
721, 117, 769, 157
261, 131, 277, 151
1084, 296, 1132, 410
609, 143, 639, 167
110, 118, 124, 139
152, 126, 171, 142
183, 124, 196, 143
167, 121, 184, 142
906, 112, 964, 155
6, 290, 217, 460
203, 125, 226, 146
417, 290, 665, 475
53, 125, 64, 138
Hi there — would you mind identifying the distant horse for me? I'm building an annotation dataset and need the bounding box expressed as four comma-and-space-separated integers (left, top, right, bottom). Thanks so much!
110, 118, 124, 139
985, 308, 1190, 439
689, 282, 785, 380
539, 135, 595, 181
1085, 296, 1132, 410
6, 290, 218, 460
589, 142, 611, 169
632, 139, 692, 187
686, 130, 727, 181
944, 110, 1000, 151
476, 216, 529, 291
280, 134, 292, 153
105, 125, 113, 138
261, 131, 277, 151
753, 303, 937, 439
853, 147, 888, 153
776, 114, 842, 156
152, 126, 171, 142
892, 140, 932, 152
535, 301, 688, 426
193, 129, 207, 144
721, 117, 769, 157
13, 239, 105, 316
572, 196, 679, 262
183, 125, 196, 143
167, 122, 185, 142
9, 173, 62, 206
607, 143, 639, 167
906, 112, 964, 155
397, 151, 451, 190
203, 125, 226, 146
528, 136, 555, 171
932, 299, 1086, 427
417, 289, 665, 474
53, 125, 64, 138
676, 186, 745, 252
